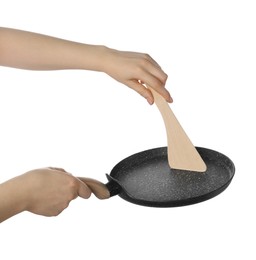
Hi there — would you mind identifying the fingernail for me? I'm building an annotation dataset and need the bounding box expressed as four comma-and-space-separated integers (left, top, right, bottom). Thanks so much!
147, 97, 154, 105
167, 94, 173, 103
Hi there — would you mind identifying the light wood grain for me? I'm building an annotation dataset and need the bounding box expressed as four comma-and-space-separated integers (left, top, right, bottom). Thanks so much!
149, 87, 207, 172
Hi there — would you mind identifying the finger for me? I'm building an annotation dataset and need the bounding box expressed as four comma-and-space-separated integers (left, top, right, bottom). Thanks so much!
138, 72, 172, 103
78, 177, 110, 200
127, 80, 154, 105
76, 178, 92, 199
147, 85, 173, 103
141, 53, 162, 69
139, 56, 168, 85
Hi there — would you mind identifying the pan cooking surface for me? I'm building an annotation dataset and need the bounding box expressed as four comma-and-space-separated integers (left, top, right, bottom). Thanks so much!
110, 147, 235, 207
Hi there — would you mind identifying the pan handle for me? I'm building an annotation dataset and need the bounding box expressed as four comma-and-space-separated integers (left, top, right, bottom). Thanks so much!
105, 174, 123, 197
78, 175, 122, 200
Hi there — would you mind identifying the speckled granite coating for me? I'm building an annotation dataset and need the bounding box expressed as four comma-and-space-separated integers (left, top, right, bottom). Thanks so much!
106, 147, 235, 207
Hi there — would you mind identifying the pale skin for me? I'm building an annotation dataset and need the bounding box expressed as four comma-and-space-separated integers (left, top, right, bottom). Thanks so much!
0, 27, 172, 223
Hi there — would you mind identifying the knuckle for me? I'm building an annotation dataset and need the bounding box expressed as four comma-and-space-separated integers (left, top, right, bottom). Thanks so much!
55, 202, 70, 216
140, 57, 150, 67
68, 177, 78, 190
142, 53, 151, 60
134, 65, 144, 77
163, 73, 168, 82
63, 201, 70, 209
52, 209, 63, 217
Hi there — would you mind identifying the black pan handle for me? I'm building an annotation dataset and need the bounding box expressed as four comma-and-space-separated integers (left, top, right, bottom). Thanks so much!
78, 175, 122, 200
105, 174, 122, 197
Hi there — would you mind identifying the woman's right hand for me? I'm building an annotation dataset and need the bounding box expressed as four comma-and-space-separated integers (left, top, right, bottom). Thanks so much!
100, 47, 173, 105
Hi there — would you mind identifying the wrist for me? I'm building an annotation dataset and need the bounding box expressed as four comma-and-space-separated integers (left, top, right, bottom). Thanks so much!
95, 46, 119, 75
78, 44, 109, 72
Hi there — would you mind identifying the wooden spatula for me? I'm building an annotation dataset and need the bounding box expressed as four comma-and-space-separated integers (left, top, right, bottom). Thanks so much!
149, 87, 207, 172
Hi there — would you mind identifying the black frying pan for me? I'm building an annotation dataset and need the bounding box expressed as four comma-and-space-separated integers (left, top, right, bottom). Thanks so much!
82, 146, 235, 207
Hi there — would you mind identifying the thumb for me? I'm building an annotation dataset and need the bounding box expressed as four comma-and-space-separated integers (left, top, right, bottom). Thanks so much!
77, 179, 92, 199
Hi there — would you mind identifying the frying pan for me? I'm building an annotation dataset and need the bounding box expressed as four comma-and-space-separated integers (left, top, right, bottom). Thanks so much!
81, 146, 235, 207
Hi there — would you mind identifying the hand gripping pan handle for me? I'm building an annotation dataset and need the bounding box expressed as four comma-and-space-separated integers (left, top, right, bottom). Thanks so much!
78, 176, 121, 200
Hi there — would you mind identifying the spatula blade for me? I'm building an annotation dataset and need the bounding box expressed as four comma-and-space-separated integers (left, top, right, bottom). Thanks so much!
149, 87, 207, 172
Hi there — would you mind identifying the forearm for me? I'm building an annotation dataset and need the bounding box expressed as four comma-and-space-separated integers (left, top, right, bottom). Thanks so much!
0, 27, 107, 71
0, 27, 171, 104
0, 177, 26, 223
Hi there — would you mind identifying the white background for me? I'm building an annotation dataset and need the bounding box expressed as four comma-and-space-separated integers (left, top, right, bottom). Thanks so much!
0, 0, 255, 259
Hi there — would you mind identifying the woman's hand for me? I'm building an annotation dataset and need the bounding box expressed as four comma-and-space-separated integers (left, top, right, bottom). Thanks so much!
101, 48, 173, 105
0, 167, 91, 222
